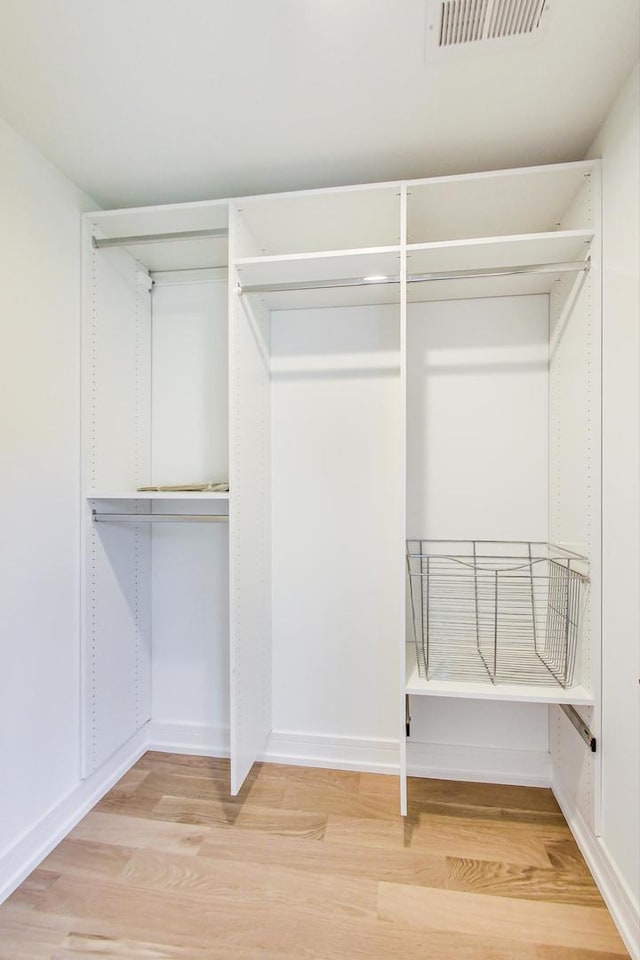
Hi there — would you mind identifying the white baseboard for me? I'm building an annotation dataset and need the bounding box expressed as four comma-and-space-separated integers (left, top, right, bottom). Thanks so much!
408, 741, 552, 786
258, 728, 551, 786
262, 729, 399, 773
553, 777, 640, 960
145, 721, 230, 758
0, 727, 147, 905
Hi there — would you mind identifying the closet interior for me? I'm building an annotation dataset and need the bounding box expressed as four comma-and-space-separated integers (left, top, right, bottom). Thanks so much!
82, 159, 600, 818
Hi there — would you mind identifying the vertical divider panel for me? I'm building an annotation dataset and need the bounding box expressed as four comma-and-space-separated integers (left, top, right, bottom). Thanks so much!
80, 218, 152, 776
399, 185, 409, 815
548, 163, 602, 832
228, 203, 272, 795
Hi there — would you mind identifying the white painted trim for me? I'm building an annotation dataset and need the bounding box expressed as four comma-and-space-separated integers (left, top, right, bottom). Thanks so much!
262, 729, 399, 774
257, 728, 552, 786
553, 776, 640, 960
0, 727, 147, 905
145, 721, 230, 758
408, 742, 551, 786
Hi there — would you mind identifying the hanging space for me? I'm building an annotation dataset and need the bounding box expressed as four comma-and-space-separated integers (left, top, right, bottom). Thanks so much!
401, 161, 600, 815
81, 202, 232, 778
232, 183, 406, 772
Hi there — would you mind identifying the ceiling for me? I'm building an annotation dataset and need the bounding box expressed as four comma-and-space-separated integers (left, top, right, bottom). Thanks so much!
0, 0, 637, 209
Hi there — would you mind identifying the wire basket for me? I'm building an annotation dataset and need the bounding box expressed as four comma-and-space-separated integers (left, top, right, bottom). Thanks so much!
406, 540, 589, 687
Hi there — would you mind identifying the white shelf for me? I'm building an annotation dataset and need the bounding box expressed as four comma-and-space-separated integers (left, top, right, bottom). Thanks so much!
407, 230, 593, 273
406, 230, 593, 303
235, 246, 401, 309
88, 201, 229, 273
86, 491, 230, 501
407, 161, 595, 243
405, 645, 594, 706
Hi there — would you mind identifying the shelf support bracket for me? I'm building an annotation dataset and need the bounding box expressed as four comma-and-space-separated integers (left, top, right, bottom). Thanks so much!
560, 704, 596, 752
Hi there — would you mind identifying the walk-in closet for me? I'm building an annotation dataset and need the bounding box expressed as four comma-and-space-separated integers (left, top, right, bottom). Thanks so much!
82, 160, 600, 820
1, 3, 638, 955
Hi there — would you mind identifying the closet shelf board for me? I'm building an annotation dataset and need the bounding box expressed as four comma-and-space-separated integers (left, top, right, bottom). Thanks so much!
405, 647, 595, 706
86, 491, 230, 501
406, 230, 593, 274
235, 246, 402, 286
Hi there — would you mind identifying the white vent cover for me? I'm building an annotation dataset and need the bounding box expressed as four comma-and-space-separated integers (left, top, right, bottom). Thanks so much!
425, 0, 549, 58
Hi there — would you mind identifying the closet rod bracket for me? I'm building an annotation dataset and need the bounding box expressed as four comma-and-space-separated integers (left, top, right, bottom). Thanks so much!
560, 704, 596, 752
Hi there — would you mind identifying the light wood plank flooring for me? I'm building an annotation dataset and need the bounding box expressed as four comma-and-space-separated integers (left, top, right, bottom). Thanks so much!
0, 753, 629, 959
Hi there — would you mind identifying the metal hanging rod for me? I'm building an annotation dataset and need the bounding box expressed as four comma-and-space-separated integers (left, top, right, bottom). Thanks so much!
92, 228, 229, 250
560, 704, 597, 752
92, 511, 228, 524
239, 258, 589, 295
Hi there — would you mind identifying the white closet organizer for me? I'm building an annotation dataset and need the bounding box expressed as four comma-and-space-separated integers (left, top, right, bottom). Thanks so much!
82, 160, 600, 817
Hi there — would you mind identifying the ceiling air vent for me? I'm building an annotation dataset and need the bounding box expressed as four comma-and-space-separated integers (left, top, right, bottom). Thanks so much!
425, 0, 549, 58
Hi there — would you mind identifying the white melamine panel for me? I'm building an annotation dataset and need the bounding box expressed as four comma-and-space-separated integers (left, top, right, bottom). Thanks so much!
91, 199, 229, 235
407, 162, 594, 243
236, 247, 401, 286
408, 695, 550, 754
548, 167, 601, 835
405, 231, 593, 304
83, 233, 152, 494
405, 294, 550, 754
236, 184, 400, 256
81, 227, 153, 774
151, 500, 229, 737
89, 491, 229, 501
271, 305, 402, 742
406, 647, 594, 705
407, 295, 549, 540
236, 248, 402, 311
83, 501, 151, 774
90, 201, 229, 272
229, 281, 271, 794
151, 280, 228, 487
407, 231, 593, 274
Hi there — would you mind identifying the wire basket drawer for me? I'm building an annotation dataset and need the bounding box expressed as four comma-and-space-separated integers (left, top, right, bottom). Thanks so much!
406, 540, 589, 687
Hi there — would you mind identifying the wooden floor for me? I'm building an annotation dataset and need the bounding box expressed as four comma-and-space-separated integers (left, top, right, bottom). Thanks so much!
0, 753, 629, 959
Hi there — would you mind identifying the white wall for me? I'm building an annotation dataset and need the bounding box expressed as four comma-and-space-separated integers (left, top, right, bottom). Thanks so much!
589, 62, 640, 917
270, 304, 402, 743
0, 117, 95, 867
150, 280, 230, 737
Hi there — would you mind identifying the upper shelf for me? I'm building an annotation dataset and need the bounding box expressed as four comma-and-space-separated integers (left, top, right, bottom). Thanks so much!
87, 200, 229, 272
407, 161, 594, 243
235, 247, 402, 310
234, 229, 592, 309
406, 229, 593, 303
85, 159, 598, 295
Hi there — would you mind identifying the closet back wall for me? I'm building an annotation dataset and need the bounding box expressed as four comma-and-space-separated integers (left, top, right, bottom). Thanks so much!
270, 304, 402, 751
150, 279, 229, 738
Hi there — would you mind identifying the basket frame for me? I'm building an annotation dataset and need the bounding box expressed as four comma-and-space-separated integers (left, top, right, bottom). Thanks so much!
406, 540, 590, 687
